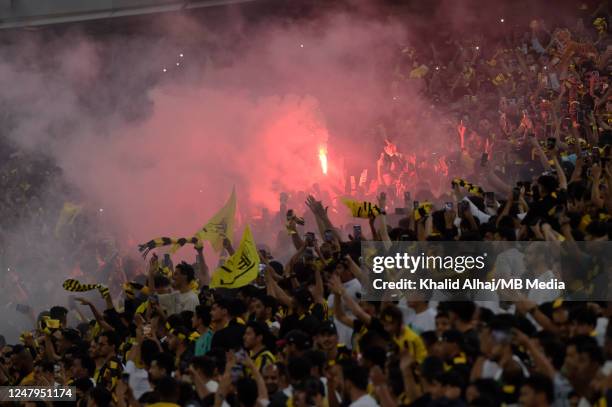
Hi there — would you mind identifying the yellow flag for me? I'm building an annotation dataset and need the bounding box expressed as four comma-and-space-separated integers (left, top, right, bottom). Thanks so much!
341, 198, 382, 219
197, 187, 236, 252
210, 225, 258, 289
168, 188, 237, 254
54, 202, 82, 237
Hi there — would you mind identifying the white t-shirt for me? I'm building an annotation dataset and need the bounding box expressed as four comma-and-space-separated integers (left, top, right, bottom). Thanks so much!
124, 360, 151, 399
407, 307, 437, 334
349, 394, 379, 407
481, 356, 529, 380
527, 270, 561, 305
177, 290, 200, 313
328, 278, 363, 348
159, 290, 200, 315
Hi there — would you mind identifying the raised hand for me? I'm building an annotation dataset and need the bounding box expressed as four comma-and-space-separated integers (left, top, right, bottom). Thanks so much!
377, 192, 387, 211
74, 297, 90, 306
327, 274, 344, 296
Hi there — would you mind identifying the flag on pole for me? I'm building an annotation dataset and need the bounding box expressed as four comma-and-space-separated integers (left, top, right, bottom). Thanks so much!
210, 225, 259, 289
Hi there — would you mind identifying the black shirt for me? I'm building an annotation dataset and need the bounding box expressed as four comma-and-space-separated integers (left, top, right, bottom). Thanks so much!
210, 319, 246, 351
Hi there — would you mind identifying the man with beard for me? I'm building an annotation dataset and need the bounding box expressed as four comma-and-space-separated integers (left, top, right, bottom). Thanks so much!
94, 331, 123, 391
263, 363, 289, 402
171, 262, 200, 313
341, 361, 379, 407
70, 354, 96, 385
313, 321, 351, 365
563, 335, 604, 405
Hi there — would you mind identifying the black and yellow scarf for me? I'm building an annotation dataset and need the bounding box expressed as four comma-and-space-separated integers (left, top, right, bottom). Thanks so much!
451, 177, 485, 197
63, 279, 110, 299
138, 236, 202, 258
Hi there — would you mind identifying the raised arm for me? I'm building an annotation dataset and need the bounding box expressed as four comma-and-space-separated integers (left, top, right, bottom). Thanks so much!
328, 278, 355, 328
244, 355, 269, 406
552, 153, 568, 190
329, 275, 372, 325
513, 328, 556, 379
377, 192, 392, 249
75, 297, 114, 332
263, 262, 293, 307
195, 244, 210, 286
147, 254, 159, 293
306, 195, 342, 242
312, 267, 325, 305
344, 255, 367, 287
590, 164, 605, 209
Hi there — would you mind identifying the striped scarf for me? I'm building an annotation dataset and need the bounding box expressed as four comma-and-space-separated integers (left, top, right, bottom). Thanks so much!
451, 177, 484, 197
63, 279, 110, 299
137, 236, 202, 258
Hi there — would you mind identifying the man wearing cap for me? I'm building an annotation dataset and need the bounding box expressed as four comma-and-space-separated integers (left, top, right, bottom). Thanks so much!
314, 321, 351, 365
281, 330, 312, 359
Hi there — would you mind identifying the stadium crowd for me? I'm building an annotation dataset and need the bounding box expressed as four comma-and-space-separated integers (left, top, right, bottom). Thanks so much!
0, 2, 612, 407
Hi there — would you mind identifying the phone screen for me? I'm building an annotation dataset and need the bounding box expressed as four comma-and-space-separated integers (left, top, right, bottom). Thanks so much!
404, 191, 411, 204
480, 152, 489, 167
353, 225, 362, 240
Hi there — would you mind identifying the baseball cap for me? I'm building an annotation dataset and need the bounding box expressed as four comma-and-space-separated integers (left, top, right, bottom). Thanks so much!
317, 321, 338, 336
282, 330, 312, 350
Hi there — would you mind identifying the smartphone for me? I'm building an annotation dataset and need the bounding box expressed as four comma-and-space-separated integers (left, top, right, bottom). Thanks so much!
403, 191, 411, 205
480, 152, 489, 167
517, 181, 532, 194
304, 247, 315, 261
353, 225, 362, 240
16, 304, 31, 314
46, 319, 60, 329
512, 187, 520, 201
305, 232, 315, 246
324, 230, 334, 242
592, 147, 601, 163
527, 216, 541, 227
444, 202, 453, 211
546, 137, 556, 150
485, 192, 495, 207
286, 209, 294, 221
458, 201, 470, 214
413, 200, 420, 210
143, 324, 152, 336
581, 150, 590, 158
149, 294, 159, 304
121, 372, 130, 384
54, 364, 61, 374
162, 254, 173, 269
